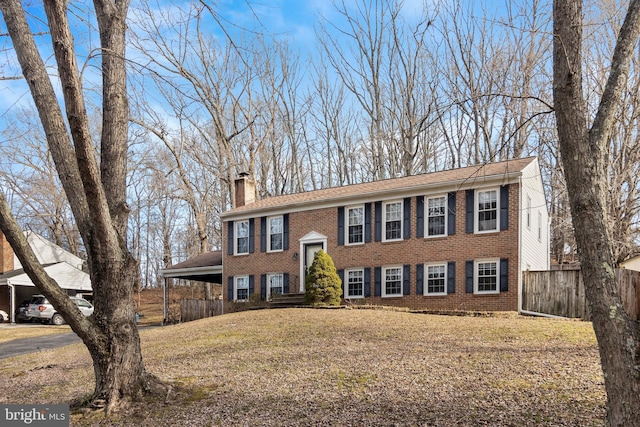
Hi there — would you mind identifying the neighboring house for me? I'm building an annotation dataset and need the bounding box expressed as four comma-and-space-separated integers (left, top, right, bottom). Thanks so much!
221, 157, 550, 312
620, 255, 640, 272
0, 231, 91, 323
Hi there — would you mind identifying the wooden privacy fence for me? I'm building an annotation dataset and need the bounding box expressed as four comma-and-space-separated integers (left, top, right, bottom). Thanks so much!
180, 298, 223, 322
522, 269, 640, 320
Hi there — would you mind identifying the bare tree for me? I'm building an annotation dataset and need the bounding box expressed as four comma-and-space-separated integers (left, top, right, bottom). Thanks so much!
553, 0, 640, 425
0, 0, 165, 412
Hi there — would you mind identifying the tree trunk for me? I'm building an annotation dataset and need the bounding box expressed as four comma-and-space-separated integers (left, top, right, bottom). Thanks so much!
0, 0, 166, 413
553, 1, 640, 425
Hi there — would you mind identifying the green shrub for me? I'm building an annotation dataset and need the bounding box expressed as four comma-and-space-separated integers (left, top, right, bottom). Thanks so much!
304, 250, 342, 306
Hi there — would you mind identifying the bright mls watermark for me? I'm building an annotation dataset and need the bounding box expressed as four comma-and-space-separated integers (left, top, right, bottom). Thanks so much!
1, 405, 69, 426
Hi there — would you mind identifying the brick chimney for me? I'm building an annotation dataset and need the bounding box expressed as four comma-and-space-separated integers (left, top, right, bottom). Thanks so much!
234, 173, 256, 208
0, 231, 14, 273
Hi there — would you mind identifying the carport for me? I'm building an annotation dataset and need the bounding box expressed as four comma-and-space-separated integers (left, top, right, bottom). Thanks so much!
0, 262, 92, 323
159, 251, 223, 323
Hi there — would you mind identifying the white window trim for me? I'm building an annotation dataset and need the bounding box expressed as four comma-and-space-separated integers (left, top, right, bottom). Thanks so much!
267, 215, 284, 253
425, 195, 448, 238
474, 188, 499, 234
383, 200, 403, 242
234, 275, 250, 302
382, 265, 403, 297
474, 259, 500, 295
424, 262, 447, 296
345, 268, 365, 299
345, 205, 365, 246
266, 273, 284, 299
234, 220, 250, 255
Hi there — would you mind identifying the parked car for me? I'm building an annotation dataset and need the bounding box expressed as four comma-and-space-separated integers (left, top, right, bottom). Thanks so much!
0, 309, 8, 323
15, 299, 31, 323
26, 295, 94, 325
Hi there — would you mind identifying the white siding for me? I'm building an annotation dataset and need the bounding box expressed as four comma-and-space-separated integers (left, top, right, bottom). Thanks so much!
519, 158, 550, 271
7, 262, 91, 290
14, 232, 84, 270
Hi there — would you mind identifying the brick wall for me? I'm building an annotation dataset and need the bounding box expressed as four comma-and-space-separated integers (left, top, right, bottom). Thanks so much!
224, 185, 520, 312
0, 232, 14, 274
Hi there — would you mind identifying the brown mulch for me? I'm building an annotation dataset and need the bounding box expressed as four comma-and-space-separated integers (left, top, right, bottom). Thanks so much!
0, 308, 605, 426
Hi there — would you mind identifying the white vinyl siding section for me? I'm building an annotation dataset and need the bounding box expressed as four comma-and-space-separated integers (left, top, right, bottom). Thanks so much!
520, 159, 550, 271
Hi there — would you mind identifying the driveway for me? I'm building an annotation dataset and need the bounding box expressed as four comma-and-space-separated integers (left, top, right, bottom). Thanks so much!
0, 330, 81, 359
0, 324, 160, 359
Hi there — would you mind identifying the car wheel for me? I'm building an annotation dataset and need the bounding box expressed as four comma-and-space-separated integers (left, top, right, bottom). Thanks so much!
51, 313, 65, 326
0, 313, 5, 322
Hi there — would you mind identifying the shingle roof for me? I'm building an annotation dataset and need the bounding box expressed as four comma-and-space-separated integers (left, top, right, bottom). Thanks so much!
222, 157, 537, 219
164, 251, 223, 270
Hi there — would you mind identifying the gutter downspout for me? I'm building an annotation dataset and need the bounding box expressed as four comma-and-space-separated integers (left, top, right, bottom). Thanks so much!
8, 281, 15, 323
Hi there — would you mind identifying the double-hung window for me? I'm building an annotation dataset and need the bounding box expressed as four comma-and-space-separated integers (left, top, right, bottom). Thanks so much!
235, 276, 249, 301
475, 260, 499, 294
427, 196, 447, 237
347, 206, 364, 245
383, 266, 402, 297
345, 268, 364, 298
268, 273, 284, 298
235, 220, 250, 254
268, 216, 283, 252
477, 189, 498, 232
425, 263, 447, 295
384, 201, 403, 241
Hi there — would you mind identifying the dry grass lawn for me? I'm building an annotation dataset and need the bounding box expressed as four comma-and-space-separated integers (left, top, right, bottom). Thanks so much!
0, 308, 605, 426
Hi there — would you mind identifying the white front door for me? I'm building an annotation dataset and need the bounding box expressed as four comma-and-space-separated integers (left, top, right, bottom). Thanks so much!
298, 231, 328, 292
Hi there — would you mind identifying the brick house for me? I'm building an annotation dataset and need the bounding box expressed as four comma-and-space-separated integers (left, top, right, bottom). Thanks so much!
221, 157, 549, 312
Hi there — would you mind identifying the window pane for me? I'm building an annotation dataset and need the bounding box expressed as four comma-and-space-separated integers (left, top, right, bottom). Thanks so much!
348, 207, 364, 244
269, 274, 283, 296
237, 221, 249, 237
478, 191, 497, 231
347, 270, 364, 297
477, 262, 497, 292
427, 197, 446, 236
386, 202, 401, 221
237, 237, 249, 254
385, 267, 402, 295
236, 277, 249, 300
236, 221, 250, 254
427, 265, 446, 294
269, 217, 283, 251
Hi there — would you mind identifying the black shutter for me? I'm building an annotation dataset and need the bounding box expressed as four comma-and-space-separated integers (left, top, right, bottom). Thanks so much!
374, 267, 382, 296
465, 260, 474, 293
283, 273, 290, 294
227, 277, 234, 301
249, 275, 255, 295
403, 265, 411, 295
249, 218, 255, 253
227, 221, 234, 255
448, 192, 456, 235
447, 261, 456, 294
403, 198, 411, 239
466, 190, 474, 233
364, 268, 371, 297
365, 203, 372, 243
337, 269, 344, 297
260, 217, 267, 252
260, 274, 267, 300
416, 264, 424, 295
500, 185, 509, 231
283, 214, 290, 250
338, 207, 345, 245
416, 196, 424, 238
374, 202, 382, 241
500, 258, 509, 292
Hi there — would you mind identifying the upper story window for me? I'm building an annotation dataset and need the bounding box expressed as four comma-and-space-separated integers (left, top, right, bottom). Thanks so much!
426, 263, 447, 295
235, 220, 250, 254
347, 206, 364, 245
268, 216, 283, 252
382, 266, 403, 297
384, 201, 403, 241
475, 260, 499, 294
427, 196, 447, 237
345, 268, 364, 298
476, 189, 498, 232
235, 276, 249, 301
526, 196, 532, 229
537, 211, 542, 241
